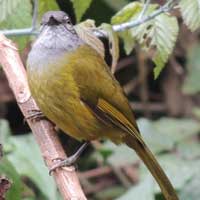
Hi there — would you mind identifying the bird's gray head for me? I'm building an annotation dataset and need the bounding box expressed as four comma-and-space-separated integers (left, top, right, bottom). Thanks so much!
33, 11, 83, 50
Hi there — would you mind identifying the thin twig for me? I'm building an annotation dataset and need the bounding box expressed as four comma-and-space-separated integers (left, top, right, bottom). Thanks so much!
113, 0, 178, 32
0, 0, 179, 36
0, 34, 87, 200
138, 0, 151, 20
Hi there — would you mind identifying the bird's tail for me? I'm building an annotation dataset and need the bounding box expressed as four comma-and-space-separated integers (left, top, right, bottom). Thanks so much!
124, 134, 179, 200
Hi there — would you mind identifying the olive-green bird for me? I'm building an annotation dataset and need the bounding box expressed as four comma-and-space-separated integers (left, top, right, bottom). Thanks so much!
27, 11, 178, 200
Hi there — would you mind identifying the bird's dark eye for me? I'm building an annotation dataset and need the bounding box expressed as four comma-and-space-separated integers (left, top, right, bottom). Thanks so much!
63, 16, 71, 24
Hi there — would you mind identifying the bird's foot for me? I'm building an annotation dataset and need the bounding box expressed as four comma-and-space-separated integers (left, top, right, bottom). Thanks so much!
24, 109, 45, 122
49, 141, 89, 175
49, 156, 77, 175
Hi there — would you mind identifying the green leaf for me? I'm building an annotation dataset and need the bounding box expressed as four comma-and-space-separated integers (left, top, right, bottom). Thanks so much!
120, 30, 136, 54
179, 0, 200, 32
111, 2, 142, 24
111, 3, 157, 55
111, 2, 142, 54
0, 0, 32, 50
132, 13, 179, 78
7, 134, 61, 200
71, 0, 93, 22
0, 158, 23, 200
183, 45, 200, 94
112, 2, 178, 77
0, 0, 21, 22
117, 177, 155, 200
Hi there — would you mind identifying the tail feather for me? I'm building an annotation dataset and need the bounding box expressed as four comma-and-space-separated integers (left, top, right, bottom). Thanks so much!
83, 98, 178, 199
125, 135, 179, 200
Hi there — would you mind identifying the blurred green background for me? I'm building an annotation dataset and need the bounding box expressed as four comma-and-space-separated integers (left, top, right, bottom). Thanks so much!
0, 0, 200, 199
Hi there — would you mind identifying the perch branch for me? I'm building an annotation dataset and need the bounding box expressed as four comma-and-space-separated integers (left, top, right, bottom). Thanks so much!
0, 34, 87, 200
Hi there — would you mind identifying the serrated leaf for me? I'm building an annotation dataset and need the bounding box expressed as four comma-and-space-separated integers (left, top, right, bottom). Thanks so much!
75, 19, 105, 58
111, 3, 157, 55
0, 0, 21, 22
131, 13, 179, 78
179, 0, 200, 32
100, 23, 119, 73
183, 44, 200, 94
112, 3, 178, 76
153, 13, 179, 78
71, 0, 93, 22
0, 0, 32, 50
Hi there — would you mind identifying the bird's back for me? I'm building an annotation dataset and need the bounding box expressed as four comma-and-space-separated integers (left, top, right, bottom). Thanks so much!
27, 43, 138, 142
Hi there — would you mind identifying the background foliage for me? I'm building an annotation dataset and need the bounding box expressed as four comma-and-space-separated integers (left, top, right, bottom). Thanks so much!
0, 0, 200, 199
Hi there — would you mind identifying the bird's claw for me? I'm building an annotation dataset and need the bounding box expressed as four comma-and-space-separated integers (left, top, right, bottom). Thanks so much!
24, 109, 45, 123
49, 157, 76, 175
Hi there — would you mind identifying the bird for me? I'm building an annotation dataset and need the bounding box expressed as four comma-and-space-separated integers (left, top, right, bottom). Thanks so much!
26, 11, 178, 200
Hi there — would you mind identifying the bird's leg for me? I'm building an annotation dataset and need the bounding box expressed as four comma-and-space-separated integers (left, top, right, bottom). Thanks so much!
49, 141, 90, 174
25, 109, 45, 122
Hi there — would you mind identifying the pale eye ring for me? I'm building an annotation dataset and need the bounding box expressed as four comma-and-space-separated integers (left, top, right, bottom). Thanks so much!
63, 16, 71, 24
